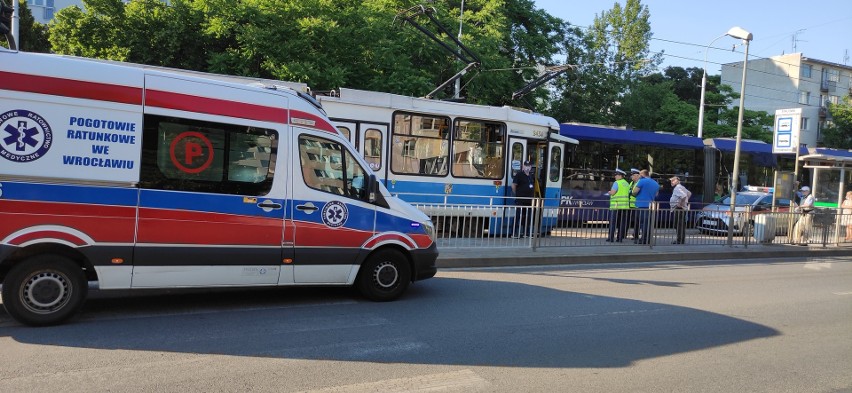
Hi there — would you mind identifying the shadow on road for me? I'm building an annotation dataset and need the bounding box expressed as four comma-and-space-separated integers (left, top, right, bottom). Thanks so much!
0, 275, 778, 368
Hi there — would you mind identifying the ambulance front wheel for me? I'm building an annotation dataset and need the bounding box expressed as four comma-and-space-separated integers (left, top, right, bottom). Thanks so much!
2, 255, 88, 327
356, 249, 411, 302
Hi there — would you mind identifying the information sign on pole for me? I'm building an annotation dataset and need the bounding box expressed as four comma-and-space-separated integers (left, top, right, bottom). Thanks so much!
773, 108, 801, 154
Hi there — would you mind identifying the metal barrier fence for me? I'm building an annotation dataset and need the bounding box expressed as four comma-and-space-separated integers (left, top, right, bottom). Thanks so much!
403, 195, 852, 250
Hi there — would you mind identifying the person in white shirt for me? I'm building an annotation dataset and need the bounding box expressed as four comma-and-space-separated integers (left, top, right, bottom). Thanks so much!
668, 176, 691, 244
791, 186, 815, 245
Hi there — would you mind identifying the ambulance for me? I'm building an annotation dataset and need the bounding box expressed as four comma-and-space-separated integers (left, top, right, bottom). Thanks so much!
0, 50, 438, 326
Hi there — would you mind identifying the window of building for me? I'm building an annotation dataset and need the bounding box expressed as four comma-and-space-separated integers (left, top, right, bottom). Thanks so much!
829, 95, 840, 105
391, 112, 450, 176
28, 0, 45, 6
298, 134, 368, 200
140, 115, 277, 196
801, 117, 809, 131
363, 128, 382, 172
798, 91, 810, 105
828, 69, 840, 82
801, 64, 812, 78
451, 119, 504, 179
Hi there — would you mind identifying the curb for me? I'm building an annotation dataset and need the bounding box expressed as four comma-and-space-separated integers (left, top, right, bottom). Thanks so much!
436, 247, 852, 269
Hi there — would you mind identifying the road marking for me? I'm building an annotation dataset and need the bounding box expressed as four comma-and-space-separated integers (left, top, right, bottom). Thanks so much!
271, 337, 429, 360
298, 369, 490, 393
833, 291, 852, 296
552, 307, 669, 320
804, 262, 832, 271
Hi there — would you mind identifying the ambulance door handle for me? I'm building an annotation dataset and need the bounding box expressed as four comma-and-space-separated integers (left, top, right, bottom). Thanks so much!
257, 201, 282, 210
296, 203, 318, 212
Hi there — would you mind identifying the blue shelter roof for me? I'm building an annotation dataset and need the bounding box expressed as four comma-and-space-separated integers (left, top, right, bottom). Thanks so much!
559, 123, 705, 150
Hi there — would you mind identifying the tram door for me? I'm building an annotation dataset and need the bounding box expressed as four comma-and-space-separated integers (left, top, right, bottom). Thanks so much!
331, 121, 389, 181
508, 138, 529, 197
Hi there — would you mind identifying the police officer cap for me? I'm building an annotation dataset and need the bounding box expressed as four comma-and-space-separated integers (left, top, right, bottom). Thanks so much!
630, 168, 640, 174
523, 160, 532, 166
800, 186, 810, 191
614, 169, 626, 176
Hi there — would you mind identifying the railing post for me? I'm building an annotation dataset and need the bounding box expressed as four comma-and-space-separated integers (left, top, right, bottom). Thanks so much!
743, 205, 750, 248
530, 198, 542, 251
649, 202, 657, 249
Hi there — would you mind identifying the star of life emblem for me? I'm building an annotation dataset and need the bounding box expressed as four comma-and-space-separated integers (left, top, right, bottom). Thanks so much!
321, 200, 348, 228
0, 110, 53, 163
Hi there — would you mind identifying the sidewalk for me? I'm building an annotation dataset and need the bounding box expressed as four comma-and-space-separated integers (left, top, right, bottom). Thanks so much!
436, 242, 852, 269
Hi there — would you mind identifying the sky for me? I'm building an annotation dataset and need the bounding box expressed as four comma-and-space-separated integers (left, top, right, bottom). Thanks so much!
532, 0, 852, 73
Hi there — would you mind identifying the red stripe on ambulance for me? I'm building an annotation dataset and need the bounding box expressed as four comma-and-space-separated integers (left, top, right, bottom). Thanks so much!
0, 71, 142, 104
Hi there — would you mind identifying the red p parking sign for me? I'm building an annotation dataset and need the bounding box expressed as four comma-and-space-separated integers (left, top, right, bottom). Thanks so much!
169, 131, 214, 174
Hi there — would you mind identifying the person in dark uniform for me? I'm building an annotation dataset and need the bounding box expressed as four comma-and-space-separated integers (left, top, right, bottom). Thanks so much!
512, 161, 535, 238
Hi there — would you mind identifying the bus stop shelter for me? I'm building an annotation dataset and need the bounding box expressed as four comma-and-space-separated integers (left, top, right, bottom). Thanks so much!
800, 147, 852, 207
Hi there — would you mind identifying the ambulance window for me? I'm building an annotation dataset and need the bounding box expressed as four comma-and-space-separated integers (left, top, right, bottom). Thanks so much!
299, 134, 369, 201
140, 115, 277, 195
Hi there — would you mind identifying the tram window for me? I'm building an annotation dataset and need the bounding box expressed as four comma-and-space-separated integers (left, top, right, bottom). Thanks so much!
549, 146, 562, 182
391, 112, 449, 176
451, 119, 504, 179
337, 126, 351, 141
364, 128, 382, 172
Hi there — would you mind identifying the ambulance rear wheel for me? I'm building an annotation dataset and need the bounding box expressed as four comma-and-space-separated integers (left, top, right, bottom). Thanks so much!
2, 255, 87, 327
356, 249, 410, 302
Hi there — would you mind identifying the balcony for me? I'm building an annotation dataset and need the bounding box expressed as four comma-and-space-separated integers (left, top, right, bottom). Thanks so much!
819, 107, 828, 118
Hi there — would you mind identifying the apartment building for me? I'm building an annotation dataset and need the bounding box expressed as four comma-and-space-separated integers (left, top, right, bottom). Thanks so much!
721, 53, 852, 147
26, 0, 70, 24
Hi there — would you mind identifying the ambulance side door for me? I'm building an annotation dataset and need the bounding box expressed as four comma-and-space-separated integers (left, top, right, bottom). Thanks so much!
290, 128, 376, 283
133, 75, 287, 287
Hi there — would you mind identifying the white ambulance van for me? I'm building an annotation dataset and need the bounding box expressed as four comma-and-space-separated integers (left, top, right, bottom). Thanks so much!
0, 50, 438, 326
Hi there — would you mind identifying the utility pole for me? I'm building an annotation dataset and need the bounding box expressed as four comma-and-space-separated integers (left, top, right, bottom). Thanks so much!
453, 0, 465, 99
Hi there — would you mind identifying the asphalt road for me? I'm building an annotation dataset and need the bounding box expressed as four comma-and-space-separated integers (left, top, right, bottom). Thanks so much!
1, 256, 851, 393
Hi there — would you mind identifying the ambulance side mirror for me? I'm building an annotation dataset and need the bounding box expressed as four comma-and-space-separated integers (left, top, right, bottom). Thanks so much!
368, 174, 378, 203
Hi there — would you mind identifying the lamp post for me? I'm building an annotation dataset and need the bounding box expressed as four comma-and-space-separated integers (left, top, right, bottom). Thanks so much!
725, 26, 753, 247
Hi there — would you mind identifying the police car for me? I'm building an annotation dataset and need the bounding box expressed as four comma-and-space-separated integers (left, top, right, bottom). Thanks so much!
694, 186, 797, 235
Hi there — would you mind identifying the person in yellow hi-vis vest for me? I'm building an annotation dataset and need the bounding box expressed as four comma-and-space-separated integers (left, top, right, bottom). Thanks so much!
607, 169, 631, 242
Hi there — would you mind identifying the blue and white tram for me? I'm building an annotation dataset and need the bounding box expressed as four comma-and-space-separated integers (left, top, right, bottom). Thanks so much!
318, 88, 578, 235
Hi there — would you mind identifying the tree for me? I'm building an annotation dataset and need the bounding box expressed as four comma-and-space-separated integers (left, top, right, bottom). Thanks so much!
820, 96, 852, 149
548, 0, 661, 125
45, 0, 566, 107
49, 0, 130, 60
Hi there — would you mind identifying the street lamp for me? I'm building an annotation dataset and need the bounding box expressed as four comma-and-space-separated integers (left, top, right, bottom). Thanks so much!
725, 26, 753, 246
698, 27, 753, 139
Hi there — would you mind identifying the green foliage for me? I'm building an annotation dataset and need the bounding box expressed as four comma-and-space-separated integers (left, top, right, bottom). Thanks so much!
49, 0, 130, 60
820, 96, 852, 149
44, 0, 567, 106
548, 0, 660, 124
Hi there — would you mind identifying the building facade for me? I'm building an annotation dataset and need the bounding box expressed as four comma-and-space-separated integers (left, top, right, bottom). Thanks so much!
721, 53, 852, 147
27, 0, 74, 24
